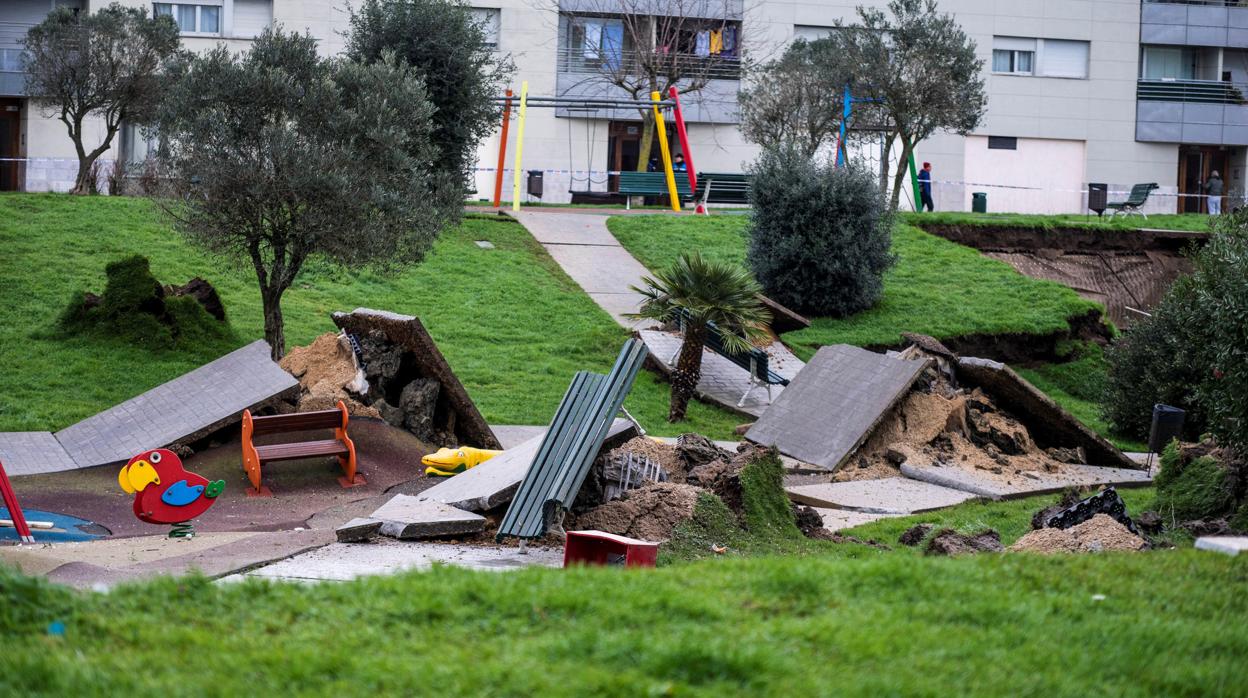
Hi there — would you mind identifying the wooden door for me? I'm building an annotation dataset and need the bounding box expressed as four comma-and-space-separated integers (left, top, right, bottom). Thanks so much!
607, 121, 642, 192
0, 100, 20, 192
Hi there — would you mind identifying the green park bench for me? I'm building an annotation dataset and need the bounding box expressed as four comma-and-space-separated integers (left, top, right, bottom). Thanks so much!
1106, 183, 1159, 218
617, 171, 693, 209
695, 172, 752, 207
669, 308, 790, 407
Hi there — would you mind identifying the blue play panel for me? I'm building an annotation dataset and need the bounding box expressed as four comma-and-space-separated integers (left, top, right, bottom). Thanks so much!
0, 507, 108, 543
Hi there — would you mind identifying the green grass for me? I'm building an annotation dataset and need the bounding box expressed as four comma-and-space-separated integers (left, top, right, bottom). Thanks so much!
902, 211, 1215, 232
608, 215, 1099, 355
0, 194, 740, 438
2, 484, 1244, 697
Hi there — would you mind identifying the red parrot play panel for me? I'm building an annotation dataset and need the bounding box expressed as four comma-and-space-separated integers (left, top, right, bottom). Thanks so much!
119, 449, 224, 525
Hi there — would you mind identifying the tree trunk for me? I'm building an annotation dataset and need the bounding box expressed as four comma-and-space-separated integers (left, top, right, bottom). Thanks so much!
260, 287, 286, 360
637, 111, 656, 172
71, 153, 101, 195
889, 137, 914, 212
669, 322, 707, 422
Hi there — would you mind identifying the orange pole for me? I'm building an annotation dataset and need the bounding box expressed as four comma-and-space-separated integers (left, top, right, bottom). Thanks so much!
492, 89, 513, 208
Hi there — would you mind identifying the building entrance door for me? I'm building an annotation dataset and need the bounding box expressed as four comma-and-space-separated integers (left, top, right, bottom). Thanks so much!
1178, 145, 1227, 213
0, 99, 21, 192
607, 121, 641, 192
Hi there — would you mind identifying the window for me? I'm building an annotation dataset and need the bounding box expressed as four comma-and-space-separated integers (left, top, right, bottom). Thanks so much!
1142, 46, 1196, 80
794, 25, 834, 42
153, 3, 221, 35
993, 37, 1035, 75
470, 8, 501, 48
987, 136, 1017, 150
993, 37, 1089, 79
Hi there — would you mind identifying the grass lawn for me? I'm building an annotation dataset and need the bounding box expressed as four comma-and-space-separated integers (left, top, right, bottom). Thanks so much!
608, 215, 1099, 356
2, 484, 1244, 696
0, 194, 740, 439
901, 211, 1215, 232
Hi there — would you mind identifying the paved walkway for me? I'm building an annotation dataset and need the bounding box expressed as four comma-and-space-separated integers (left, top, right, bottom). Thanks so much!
0, 340, 298, 475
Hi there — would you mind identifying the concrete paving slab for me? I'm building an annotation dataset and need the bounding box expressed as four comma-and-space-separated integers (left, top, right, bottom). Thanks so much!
371, 495, 486, 539
226, 539, 564, 582
0, 432, 74, 476
336, 517, 382, 543
746, 345, 930, 471
787, 478, 978, 514
812, 508, 898, 532
639, 330, 802, 418
511, 210, 622, 246
490, 425, 547, 449
1194, 536, 1248, 556
417, 419, 636, 512
53, 340, 298, 469
900, 462, 1153, 500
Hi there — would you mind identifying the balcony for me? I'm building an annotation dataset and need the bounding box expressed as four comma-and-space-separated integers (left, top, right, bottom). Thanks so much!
1141, 1, 1248, 48
0, 22, 32, 96
1136, 78, 1248, 144
554, 47, 741, 123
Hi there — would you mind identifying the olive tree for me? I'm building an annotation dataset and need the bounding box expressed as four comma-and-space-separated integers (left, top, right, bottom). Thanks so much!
738, 39, 856, 158
23, 3, 181, 194
347, 0, 512, 217
834, 0, 985, 209
156, 29, 446, 359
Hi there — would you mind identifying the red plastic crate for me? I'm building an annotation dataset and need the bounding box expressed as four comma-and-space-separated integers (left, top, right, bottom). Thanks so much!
563, 530, 658, 568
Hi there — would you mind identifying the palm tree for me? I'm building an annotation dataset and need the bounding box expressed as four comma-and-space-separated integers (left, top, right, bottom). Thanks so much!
630, 252, 770, 422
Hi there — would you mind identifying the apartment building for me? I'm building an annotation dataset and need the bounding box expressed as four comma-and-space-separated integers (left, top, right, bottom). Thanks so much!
0, 0, 1241, 213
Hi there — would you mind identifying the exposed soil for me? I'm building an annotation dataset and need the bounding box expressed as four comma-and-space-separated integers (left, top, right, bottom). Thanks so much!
925, 528, 1004, 556
571, 482, 702, 541
880, 309, 1114, 363
1010, 514, 1147, 553
610, 436, 682, 476
281, 333, 379, 417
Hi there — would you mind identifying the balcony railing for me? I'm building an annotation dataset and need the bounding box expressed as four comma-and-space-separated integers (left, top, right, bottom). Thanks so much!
1137, 78, 1248, 104
0, 21, 34, 73
1143, 1, 1248, 6
556, 47, 741, 81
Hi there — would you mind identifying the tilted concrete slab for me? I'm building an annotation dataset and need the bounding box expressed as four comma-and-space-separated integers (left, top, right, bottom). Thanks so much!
812, 508, 899, 532
746, 345, 930, 471
371, 495, 486, 540
900, 462, 1153, 500
788, 478, 980, 514
1194, 536, 1248, 556
490, 425, 547, 449
0, 432, 74, 476
53, 340, 298, 469
225, 539, 564, 583
417, 419, 637, 512
336, 517, 383, 543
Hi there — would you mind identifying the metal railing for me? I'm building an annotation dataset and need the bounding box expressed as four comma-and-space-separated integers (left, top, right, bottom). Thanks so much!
1137, 78, 1248, 104
556, 47, 741, 81
1143, 1, 1248, 6
0, 22, 35, 74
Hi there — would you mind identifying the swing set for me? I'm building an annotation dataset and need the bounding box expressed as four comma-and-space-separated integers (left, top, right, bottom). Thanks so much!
490, 84, 701, 213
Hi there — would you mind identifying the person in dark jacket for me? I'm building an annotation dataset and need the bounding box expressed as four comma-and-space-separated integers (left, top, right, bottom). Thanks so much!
918, 162, 934, 212
1205, 170, 1223, 215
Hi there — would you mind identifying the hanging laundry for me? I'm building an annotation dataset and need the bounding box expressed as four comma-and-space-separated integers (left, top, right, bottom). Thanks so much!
602, 23, 624, 71
723, 26, 737, 57
583, 22, 602, 60
694, 30, 710, 58
710, 29, 723, 55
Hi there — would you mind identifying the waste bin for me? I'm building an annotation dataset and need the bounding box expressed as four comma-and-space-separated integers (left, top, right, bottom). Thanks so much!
1087, 183, 1108, 217
972, 192, 987, 213
527, 169, 544, 198
1148, 404, 1186, 454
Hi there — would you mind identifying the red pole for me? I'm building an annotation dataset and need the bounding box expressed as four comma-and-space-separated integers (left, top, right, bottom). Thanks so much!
0, 461, 34, 543
492, 89, 513, 208
668, 87, 698, 194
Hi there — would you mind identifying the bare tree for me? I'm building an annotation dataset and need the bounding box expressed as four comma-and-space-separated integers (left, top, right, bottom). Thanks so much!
834, 0, 985, 209
554, 0, 741, 170
738, 38, 855, 158
24, 3, 181, 195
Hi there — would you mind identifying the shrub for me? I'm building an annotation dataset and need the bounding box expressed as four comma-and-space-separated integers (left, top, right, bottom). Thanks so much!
1153, 441, 1235, 523
746, 146, 895, 316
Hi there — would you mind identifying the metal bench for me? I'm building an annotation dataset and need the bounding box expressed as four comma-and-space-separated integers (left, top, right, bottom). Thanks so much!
1106, 182, 1159, 218
497, 339, 648, 543
695, 172, 752, 207
241, 400, 359, 496
669, 309, 790, 407
617, 171, 693, 209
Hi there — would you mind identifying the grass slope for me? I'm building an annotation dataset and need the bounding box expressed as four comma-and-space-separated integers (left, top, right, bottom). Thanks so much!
0, 194, 739, 438
608, 215, 1098, 356
901, 211, 1215, 232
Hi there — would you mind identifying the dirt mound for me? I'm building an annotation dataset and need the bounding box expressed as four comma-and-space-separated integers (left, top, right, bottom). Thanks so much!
1010, 514, 1146, 554
573, 482, 702, 541
610, 436, 681, 475
925, 528, 1004, 556
281, 333, 378, 418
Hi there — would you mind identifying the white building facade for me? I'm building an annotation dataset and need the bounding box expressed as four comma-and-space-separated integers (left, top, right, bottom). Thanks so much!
0, 0, 1239, 213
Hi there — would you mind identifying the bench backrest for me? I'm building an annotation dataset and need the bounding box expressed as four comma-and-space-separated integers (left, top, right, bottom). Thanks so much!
675, 308, 771, 381
617, 171, 693, 197
1126, 183, 1158, 205
249, 406, 346, 436
696, 172, 753, 204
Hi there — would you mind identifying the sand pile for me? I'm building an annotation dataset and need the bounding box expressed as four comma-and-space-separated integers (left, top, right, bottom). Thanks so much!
280, 333, 379, 418
573, 482, 702, 540
609, 436, 682, 475
1010, 514, 1147, 553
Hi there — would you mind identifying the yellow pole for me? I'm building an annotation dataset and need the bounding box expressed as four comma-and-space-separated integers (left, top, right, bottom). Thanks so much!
511, 81, 529, 212
651, 91, 681, 212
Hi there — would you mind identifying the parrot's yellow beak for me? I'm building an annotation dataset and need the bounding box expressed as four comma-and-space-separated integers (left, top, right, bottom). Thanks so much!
119, 460, 160, 493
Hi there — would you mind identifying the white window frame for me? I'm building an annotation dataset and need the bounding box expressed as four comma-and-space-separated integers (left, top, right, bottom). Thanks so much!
993, 48, 1034, 75
470, 8, 501, 49
153, 2, 223, 37
993, 36, 1089, 80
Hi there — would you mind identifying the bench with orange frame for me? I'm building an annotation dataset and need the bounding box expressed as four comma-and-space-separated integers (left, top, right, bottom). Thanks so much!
241, 400, 360, 496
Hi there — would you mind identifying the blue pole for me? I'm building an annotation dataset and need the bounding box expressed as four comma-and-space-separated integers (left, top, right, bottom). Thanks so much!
837, 84, 852, 168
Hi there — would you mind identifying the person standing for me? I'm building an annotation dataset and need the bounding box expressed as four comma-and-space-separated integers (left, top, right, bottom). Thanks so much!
1205, 170, 1223, 215
918, 161, 934, 212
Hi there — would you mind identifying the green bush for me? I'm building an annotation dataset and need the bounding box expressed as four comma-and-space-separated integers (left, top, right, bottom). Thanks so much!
746, 147, 895, 316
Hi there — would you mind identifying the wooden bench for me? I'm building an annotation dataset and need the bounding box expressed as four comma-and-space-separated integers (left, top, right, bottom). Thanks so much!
241, 400, 360, 496
1107, 182, 1158, 218
695, 172, 752, 208
617, 171, 693, 209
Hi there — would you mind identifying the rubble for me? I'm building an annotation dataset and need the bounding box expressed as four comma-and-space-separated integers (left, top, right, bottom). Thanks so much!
572, 482, 702, 541
280, 332, 380, 418
1010, 514, 1146, 553
925, 528, 1004, 556
899, 523, 934, 546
